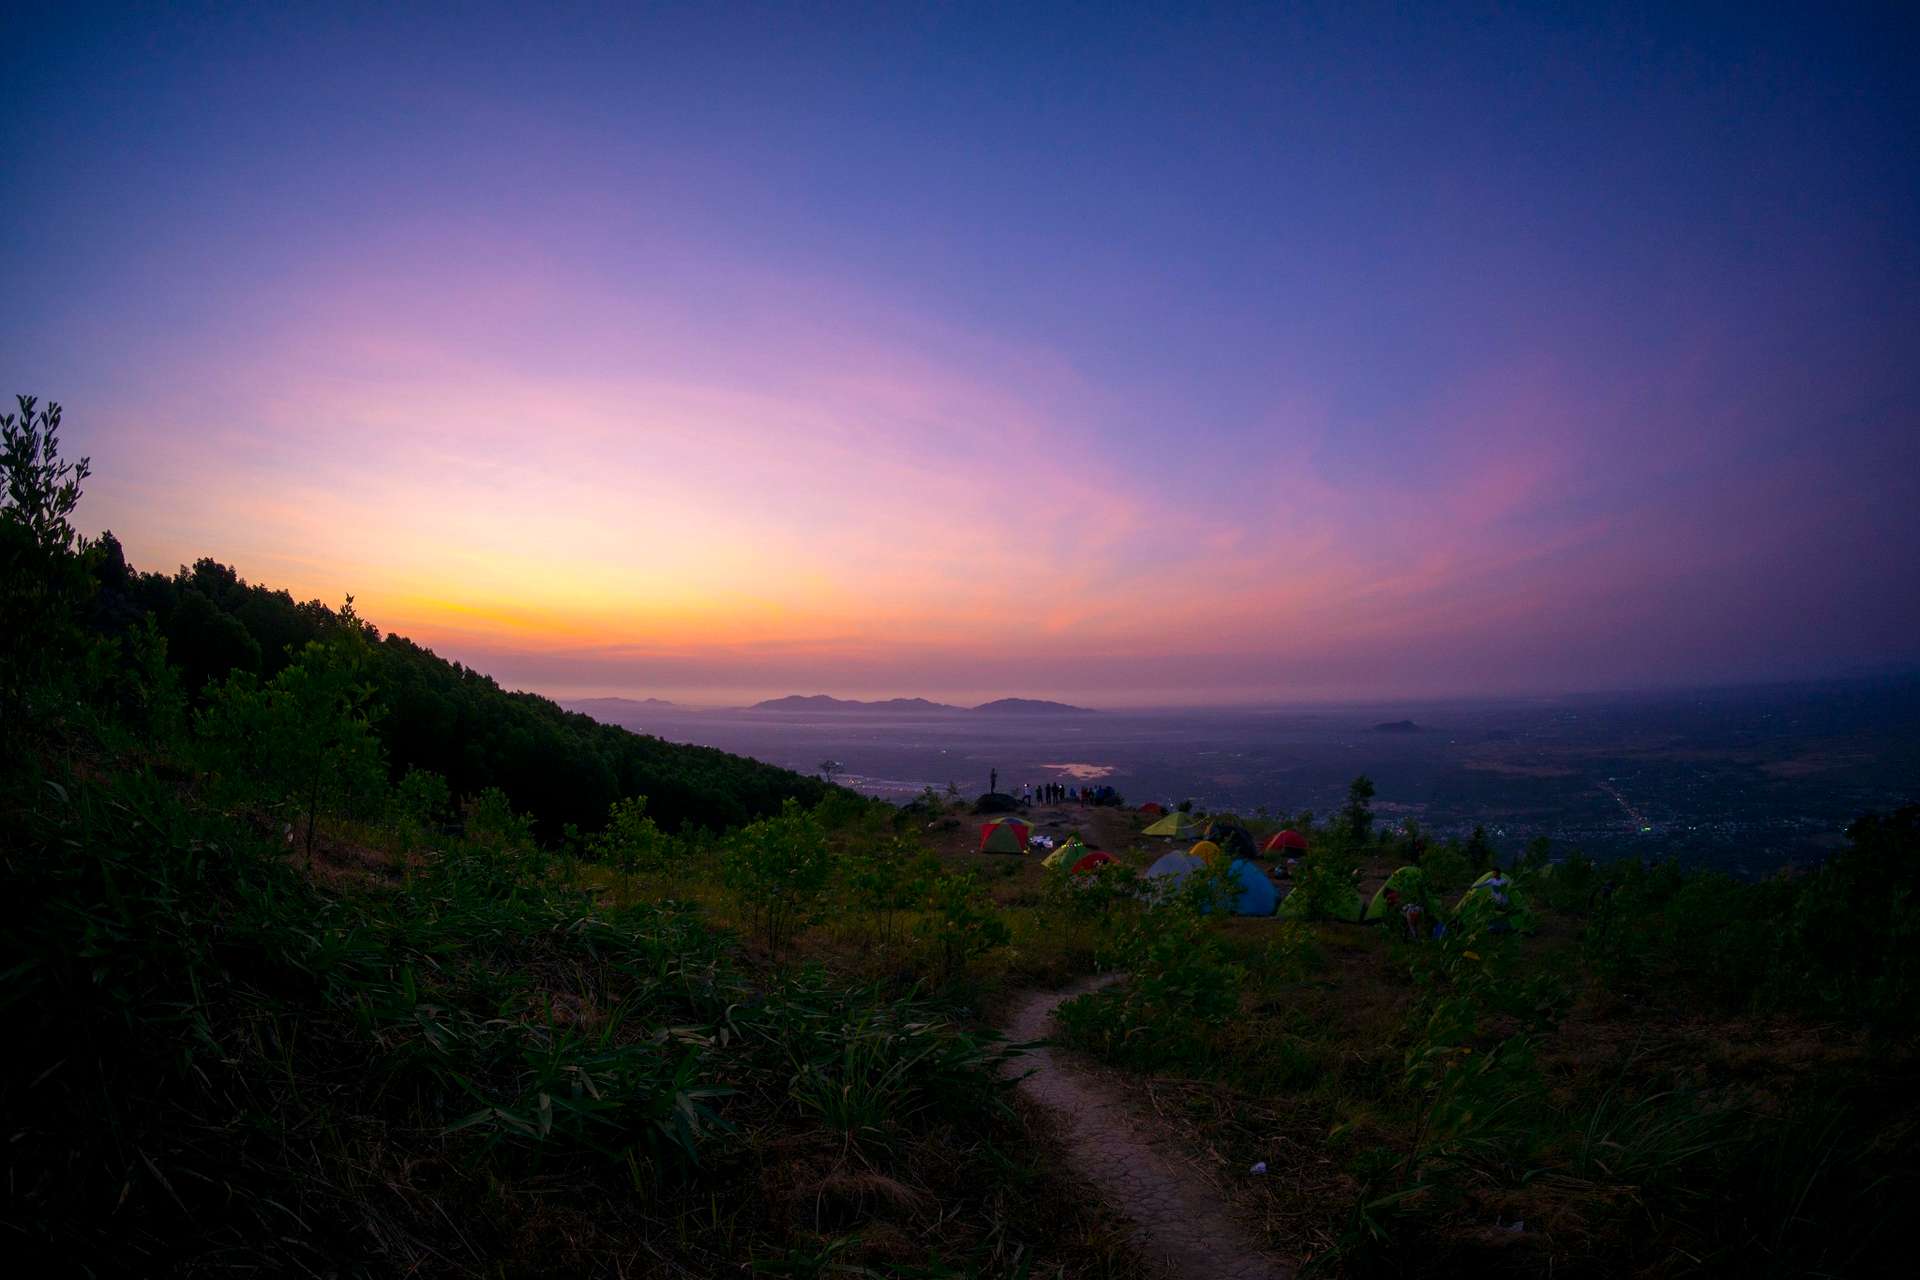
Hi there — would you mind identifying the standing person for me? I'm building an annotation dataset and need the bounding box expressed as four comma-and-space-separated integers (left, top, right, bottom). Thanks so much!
990, 768, 998, 796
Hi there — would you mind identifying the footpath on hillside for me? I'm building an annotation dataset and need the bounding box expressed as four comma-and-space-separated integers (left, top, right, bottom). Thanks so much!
1004, 976, 1293, 1280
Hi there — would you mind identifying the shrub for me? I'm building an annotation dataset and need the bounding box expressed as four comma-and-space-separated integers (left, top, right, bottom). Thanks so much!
1419, 840, 1473, 893
720, 798, 830, 957
1058, 902, 1245, 1069
390, 765, 451, 850
467, 785, 536, 848
589, 793, 670, 871
196, 620, 387, 864
1039, 856, 1140, 925
919, 869, 1011, 984
1286, 843, 1364, 921
843, 831, 937, 952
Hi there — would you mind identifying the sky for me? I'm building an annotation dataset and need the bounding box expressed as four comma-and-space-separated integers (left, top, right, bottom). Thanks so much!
4, 1, 1917, 706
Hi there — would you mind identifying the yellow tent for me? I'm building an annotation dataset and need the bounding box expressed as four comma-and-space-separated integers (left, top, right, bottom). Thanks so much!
1144, 811, 1204, 838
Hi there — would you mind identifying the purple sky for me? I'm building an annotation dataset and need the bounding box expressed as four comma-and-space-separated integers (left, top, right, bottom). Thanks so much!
4, 2, 1916, 705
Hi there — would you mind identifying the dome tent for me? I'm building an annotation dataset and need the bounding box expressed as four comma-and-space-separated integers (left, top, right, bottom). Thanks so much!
1043, 835, 1089, 869
978, 817, 1033, 854
1365, 865, 1443, 938
1264, 829, 1309, 855
1144, 811, 1205, 839
1224, 859, 1277, 915
1144, 851, 1205, 897
1454, 869, 1537, 935
1071, 850, 1118, 875
1143, 852, 1275, 915
1188, 839, 1224, 865
1138, 802, 1167, 816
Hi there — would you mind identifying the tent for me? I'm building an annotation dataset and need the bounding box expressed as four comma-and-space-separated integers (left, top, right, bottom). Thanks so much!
978, 817, 1033, 854
1138, 802, 1167, 817
1144, 811, 1205, 838
1264, 829, 1309, 855
1142, 852, 1275, 916
1043, 835, 1089, 869
1188, 839, 1224, 865
1071, 850, 1118, 875
1224, 858, 1278, 915
1454, 869, 1537, 935
1365, 865, 1442, 938
1205, 821, 1257, 860
1144, 851, 1205, 897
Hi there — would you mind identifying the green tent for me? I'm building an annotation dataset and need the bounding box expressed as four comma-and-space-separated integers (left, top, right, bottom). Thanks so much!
1454, 870, 1537, 935
1044, 836, 1088, 869
1144, 811, 1204, 838
1364, 865, 1441, 937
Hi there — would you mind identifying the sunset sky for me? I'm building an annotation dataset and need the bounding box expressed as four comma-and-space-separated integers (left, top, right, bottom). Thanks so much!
4, 2, 1916, 705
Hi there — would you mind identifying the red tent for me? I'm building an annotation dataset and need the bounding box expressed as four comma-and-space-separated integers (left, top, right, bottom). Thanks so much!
1138, 802, 1167, 816
1071, 850, 1117, 874
1264, 829, 1309, 854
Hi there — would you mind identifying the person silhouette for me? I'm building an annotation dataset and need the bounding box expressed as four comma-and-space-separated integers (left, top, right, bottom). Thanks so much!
990, 768, 998, 795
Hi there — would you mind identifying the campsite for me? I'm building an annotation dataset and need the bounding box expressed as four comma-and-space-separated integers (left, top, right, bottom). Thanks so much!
879, 788, 1916, 1273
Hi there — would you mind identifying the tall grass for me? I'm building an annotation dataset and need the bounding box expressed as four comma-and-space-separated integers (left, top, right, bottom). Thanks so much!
0, 755, 1050, 1274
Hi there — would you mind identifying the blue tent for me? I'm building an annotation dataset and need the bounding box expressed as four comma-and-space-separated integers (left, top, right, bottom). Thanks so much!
1145, 853, 1276, 916
1226, 859, 1278, 916
1144, 852, 1204, 898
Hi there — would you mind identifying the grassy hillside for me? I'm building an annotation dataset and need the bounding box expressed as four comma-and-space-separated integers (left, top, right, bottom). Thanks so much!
4, 405, 1914, 1277
1, 407, 1129, 1277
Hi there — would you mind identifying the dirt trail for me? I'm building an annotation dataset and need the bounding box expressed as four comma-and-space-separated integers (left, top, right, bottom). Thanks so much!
1005, 976, 1292, 1280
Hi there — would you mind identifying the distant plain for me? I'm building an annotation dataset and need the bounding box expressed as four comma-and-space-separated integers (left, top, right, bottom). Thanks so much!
571, 676, 1920, 875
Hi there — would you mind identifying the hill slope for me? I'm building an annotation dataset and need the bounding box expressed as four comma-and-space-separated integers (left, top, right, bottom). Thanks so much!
94, 544, 827, 833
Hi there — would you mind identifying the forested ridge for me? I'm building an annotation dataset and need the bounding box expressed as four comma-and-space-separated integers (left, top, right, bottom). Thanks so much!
86, 537, 828, 834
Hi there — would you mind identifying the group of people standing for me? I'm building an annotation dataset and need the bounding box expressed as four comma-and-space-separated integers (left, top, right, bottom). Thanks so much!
1023, 781, 1081, 805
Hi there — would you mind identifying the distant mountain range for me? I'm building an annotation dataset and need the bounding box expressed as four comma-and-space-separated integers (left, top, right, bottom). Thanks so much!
750, 695, 956, 713
564, 693, 1096, 716
570, 696, 685, 712
748, 694, 1092, 715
